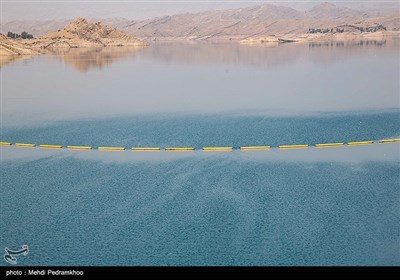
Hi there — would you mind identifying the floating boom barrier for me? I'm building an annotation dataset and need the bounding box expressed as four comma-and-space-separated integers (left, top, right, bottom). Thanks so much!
347, 141, 374, 146
0, 139, 399, 153
131, 147, 161, 151
98, 147, 125, 151
15, 143, 36, 148
379, 138, 400, 143
315, 143, 344, 148
203, 147, 233, 151
165, 147, 195, 151
279, 144, 309, 149
0, 142, 12, 146
240, 146, 270, 150
39, 144, 63, 149
67, 146, 92, 150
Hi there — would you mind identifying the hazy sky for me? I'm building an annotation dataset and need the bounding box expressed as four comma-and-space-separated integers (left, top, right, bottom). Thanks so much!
2, 0, 399, 22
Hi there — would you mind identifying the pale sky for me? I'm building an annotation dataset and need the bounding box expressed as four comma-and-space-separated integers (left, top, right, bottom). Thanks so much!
2, 0, 399, 22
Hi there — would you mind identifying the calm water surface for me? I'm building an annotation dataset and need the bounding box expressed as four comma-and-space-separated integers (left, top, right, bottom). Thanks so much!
1, 40, 399, 265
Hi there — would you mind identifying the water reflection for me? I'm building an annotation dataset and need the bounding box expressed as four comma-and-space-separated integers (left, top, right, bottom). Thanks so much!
138, 39, 397, 68
2, 40, 399, 126
0, 54, 27, 68
49, 46, 145, 72
1, 39, 397, 71
308, 40, 388, 48
140, 41, 302, 67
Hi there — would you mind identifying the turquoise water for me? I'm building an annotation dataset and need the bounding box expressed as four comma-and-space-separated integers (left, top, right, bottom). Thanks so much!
1, 41, 399, 266
1, 110, 399, 148
1, 145, 399, 266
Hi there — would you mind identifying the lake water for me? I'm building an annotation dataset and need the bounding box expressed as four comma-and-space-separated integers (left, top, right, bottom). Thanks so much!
1, 40, 399, 266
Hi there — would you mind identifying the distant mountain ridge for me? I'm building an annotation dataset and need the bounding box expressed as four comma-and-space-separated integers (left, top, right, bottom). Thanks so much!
305, 2, 367, 19
119, 2, 398, 40
1, 2, 399, 41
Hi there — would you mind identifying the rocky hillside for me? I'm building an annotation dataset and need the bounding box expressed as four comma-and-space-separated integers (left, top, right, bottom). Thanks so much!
0, 18, 129, 38
0, 34, 42, 56
40, 17, 148, 48
0, 18, 148, 66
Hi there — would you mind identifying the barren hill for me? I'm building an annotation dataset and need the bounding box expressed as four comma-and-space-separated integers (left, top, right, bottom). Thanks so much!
0, 18, 129, 38
41, 17, 147, 48
0, 18, 148, 65
0, 34, 42, 56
